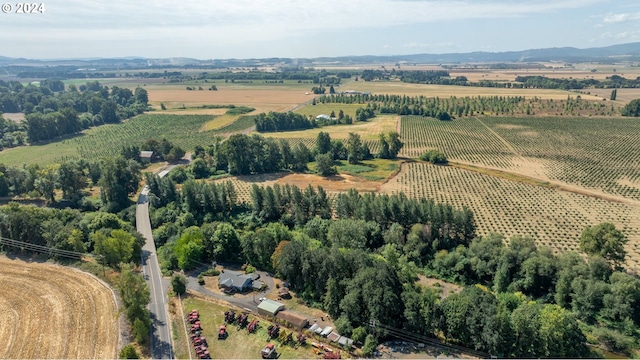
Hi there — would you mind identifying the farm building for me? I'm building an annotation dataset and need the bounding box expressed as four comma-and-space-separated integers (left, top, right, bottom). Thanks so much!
218, 270, 254, 292
275, 310, 308, 330
316, 114, 331, 120
258, 299, 285, 317
140, 151, 154, 163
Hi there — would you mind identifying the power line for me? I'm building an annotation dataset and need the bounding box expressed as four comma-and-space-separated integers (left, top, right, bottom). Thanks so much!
0, 236, 90, 260
369, 319, 491, 359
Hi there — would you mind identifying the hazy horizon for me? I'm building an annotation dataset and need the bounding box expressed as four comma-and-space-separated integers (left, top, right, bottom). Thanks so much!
2, 0, 639, 59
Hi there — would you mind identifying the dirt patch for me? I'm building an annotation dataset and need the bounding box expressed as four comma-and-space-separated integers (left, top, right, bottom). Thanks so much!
276, 173, 382, 192
2, 112, 25, 123
0, 256, 119, 359
618, 177, 640, 191
495, 124, 527, 130
416, 275, 463, 299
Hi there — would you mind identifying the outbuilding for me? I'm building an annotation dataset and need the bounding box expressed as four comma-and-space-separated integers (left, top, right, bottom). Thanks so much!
140, 150, 154, 163
257, 299, 285, 317
275, 310, 308, 330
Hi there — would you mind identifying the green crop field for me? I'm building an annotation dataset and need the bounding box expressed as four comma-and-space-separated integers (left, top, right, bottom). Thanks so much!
399, 115, 640, 201
380, 162, 640, 265
0, 114, 218, 166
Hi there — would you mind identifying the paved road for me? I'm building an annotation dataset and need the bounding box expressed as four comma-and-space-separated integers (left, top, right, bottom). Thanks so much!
137, 157, 192, 359
138, 186, 173, 359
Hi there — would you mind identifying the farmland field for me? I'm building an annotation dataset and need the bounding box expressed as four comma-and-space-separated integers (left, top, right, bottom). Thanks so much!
146, 87, 311, 112
261, 114, 399, 142
0, 114, 219, 166
0, 256, 119, 359
379, 162, 640, 265
400, 116, 640, 201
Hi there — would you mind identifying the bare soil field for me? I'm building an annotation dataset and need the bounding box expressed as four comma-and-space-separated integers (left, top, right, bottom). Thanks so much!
262, 115, 399, 141
0, 256, 119, 359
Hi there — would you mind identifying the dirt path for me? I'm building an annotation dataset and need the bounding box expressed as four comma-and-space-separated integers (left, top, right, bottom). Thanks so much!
0, 256, 119, 359
448, 161, 640, 209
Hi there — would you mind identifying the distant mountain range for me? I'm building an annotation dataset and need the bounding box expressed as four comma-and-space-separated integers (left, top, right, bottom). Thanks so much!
1, 43, 639, 68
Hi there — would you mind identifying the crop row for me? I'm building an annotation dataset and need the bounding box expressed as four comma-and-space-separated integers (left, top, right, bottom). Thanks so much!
380, 162, 640, 263
399, 115, 640, 201
483, 117, 640, 201
399, 116, 516, 168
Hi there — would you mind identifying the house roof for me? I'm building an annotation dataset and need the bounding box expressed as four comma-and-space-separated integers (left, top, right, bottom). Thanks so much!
218, 270, 253, 290
140, 150, 154, 158
258, 299, 285, 315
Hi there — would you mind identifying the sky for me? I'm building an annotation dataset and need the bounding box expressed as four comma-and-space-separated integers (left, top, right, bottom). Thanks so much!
1, 0, 640, 59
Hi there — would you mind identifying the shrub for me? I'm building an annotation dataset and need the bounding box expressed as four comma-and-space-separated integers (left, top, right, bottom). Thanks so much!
171, 273, 187, 296
420, 149, 448, 164
245, 264, 256, 274
197, 274, 205, 285
119, 344, 139, 359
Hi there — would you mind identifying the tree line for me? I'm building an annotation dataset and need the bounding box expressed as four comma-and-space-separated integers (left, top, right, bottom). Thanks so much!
0, 80, 148, 144
254, 111, 317, 132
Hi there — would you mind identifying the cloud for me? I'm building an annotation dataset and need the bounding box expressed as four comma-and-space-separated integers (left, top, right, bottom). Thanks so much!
603, 12, 640, 24
4, 0, 606, 32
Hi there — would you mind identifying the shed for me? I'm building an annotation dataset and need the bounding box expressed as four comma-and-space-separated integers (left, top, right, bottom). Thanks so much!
277, 288, 291, 299
257, 299, 285, 317
275, 310, 309, 330
309, 323, 319, 332
327, 332, 341, 342
337, 336, 354, 347
140, 151, 154, 163
320, 326, 333, 337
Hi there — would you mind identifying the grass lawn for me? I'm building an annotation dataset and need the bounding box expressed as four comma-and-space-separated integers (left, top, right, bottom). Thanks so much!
308, 158, 402, 181
294, 103, 363, 120
178, 295, 322, 359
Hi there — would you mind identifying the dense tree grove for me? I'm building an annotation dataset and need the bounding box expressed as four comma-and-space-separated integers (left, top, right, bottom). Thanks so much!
622, 99, 640, 117
0, 80, 148, 144
189, 134, 312, 176
254, 111, 317, 132
0, 203, 143, 260
143, 165, 640, 357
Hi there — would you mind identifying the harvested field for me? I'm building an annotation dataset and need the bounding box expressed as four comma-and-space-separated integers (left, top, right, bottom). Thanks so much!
0, 256, 119, 359
379, 162, 640, 266
147, 88, 310, 112
261, 115, 399, 141
341, 79, 598, 100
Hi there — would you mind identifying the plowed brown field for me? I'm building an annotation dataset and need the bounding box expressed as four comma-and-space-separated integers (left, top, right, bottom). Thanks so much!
0, 256, 119, 359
